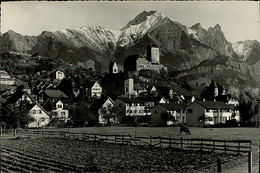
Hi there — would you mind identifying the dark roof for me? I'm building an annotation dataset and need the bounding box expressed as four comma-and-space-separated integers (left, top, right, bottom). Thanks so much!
215, 94, 231, 103
117, 97, 143, 103
45, 90, 68, 98
138, 96, 165, 104
160, 103, 186, 111
109, 62, 117, 69
196, 101, 233, 109
134, 84, 144, 91
125, 72, 133, 79
4, 91, 26, 104
90, 97, 117, 111
0, 97, 6, 104
148, 43, 158, 48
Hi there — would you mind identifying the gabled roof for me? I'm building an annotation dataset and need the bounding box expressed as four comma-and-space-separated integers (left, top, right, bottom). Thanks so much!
85, 81, 101, 89
159, 103, 186, 111
90, 96, 118, 111
109, 62, 117, 69
194, 101, 233, 109
45, 90, 68, 98
30, 102, 50, 116
116, 97, 142, 103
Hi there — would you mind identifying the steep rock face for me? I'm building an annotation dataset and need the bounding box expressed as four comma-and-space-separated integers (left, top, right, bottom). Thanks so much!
29, 27, 117, 71
115, 11, 218, 70
188, 24, 235, 56
232, 40, 260, 63
0, 30, 38, 53
175, 55, 260, 89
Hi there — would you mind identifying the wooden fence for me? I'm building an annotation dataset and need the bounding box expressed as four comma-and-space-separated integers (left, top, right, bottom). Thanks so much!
17, 130, 252, 154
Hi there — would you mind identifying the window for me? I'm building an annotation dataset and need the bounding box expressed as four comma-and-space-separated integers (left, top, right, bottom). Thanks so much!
187, 109, 193, 113
134, 110, 137, 113
58, 104, 62, 108
130, 110, 132, 113
114, 69, 116, 72
38, 110, 42, 114
32, 110, 36, 114
154, 110, 157, 114
61, 112, 66, 116
118, 103, 122, 108
206, 109, 209, 112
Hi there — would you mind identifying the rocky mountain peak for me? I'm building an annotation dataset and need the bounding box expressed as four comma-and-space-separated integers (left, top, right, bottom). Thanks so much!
190, 23, 202, 30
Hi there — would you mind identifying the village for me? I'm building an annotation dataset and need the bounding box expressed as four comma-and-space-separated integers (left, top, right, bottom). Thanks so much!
0, 44, 242, 130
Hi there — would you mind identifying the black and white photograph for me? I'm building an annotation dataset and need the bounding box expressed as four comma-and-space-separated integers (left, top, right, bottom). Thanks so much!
0, 1, 259, 172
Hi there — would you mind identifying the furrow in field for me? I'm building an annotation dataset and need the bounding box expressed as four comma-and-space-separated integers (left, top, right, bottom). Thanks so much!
1, 147, 81, 171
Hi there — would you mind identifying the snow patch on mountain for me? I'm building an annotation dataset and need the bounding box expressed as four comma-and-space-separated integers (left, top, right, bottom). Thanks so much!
117, 11, 167, 47
187, 28, 199, 40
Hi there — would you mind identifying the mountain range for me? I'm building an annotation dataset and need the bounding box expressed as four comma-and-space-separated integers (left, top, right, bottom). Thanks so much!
0, 11, 259, 89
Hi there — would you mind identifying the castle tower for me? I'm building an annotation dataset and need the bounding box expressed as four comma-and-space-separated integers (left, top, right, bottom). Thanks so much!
214, 83, 218, 97
147, 44, 160, 64
109, 62, 118, 74
124, 72, 134, 95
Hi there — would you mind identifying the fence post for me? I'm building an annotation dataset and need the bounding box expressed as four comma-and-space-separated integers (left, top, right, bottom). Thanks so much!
238, 141, 241, 155
224, 140, 227, 154
217, 158, 221, 172
200, 138, 203, 151
248, 141, 252, 173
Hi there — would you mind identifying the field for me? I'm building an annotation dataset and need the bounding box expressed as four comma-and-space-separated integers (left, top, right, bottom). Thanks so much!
1, 127, 259, 172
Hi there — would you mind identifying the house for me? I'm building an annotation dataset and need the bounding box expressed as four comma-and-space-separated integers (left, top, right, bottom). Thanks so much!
28, 103, 50, 128
215, 94, 239, 106
114, 96, 166, 118
54, 70, 65, 81
109, 62, 118, 74
90, 97, 120, 125
115, 97, 146, 117
50, 100, 69, 124
0, 70, 15, 85
185, 101, 240, 127
39, 89, 68, 103
151, 103, 186, 126
85, 81, 102, 99
4, 91, 35, 106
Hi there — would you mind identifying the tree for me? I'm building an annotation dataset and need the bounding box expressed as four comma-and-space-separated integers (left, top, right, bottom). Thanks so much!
99, 106, 119, 126
1, 101, 33, 136
238, 88, 260, 126
59, 77, 74, 98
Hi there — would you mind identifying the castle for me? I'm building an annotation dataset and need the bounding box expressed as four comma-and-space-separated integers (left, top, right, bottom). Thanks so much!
124, 44, 167, 73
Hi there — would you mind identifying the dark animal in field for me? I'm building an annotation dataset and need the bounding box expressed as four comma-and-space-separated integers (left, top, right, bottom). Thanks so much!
180, 125, 191, 134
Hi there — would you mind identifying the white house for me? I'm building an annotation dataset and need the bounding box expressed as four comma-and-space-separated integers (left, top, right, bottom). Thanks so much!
86, 81, 102, 99
55, 70, 65, 81
151, 103, 186, 126
51, 100, 69, 124
185, 101, 240, 127
28, 103, 50, 128
0, 70, 15, 85
109, 62, 119, 74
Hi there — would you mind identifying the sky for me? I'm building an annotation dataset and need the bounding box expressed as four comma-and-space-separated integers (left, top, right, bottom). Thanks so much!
1, 1, 259, 43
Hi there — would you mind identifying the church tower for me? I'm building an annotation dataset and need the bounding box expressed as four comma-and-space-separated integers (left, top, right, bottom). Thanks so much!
124, 72, 134, 96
